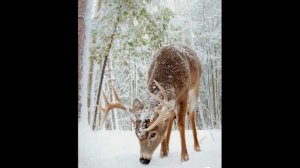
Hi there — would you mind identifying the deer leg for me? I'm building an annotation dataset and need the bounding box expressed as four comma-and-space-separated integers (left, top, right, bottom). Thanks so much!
188, 110, 201, 151
160, 111, 174, 158
178, 101, 189, 162
165, 112, 174, 152
160, 139, 167, 158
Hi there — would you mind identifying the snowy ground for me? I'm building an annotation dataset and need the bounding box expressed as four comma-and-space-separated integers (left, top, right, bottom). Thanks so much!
79, 124, 221, 168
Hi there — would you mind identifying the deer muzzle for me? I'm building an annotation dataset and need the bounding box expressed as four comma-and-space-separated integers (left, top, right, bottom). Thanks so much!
140, 152, 152, 165
139, 158, 151, 165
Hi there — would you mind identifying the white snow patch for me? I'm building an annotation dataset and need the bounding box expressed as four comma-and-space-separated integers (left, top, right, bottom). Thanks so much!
79, 124, 221, 168
171, 43, 189, 55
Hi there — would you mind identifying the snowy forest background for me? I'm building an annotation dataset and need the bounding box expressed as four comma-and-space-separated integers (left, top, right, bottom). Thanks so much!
78, 0, 221, 131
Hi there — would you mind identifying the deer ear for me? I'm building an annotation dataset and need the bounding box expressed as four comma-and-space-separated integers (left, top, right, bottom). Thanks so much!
132, 98, 144, 112
128, 108, 137, 123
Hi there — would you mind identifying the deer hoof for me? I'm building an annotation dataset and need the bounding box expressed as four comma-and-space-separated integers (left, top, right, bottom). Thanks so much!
181, 153, 189, 162
194, 145, 201, 152
160, 150, 168, 158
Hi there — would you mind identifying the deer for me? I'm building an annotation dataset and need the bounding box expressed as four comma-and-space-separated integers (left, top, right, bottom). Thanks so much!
99, 43, 201, 165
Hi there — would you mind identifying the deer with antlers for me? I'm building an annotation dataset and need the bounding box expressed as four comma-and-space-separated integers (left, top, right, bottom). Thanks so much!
100, 43, 201, 164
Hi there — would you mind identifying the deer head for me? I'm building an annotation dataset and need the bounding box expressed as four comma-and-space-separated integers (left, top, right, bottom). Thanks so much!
100, 80, 175, 165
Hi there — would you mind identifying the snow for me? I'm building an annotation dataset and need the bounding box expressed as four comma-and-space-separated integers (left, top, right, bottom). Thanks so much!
171, 43, 190, 55
79, 123, 221, 168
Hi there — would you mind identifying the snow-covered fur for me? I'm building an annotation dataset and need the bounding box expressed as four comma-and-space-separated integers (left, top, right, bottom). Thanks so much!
134, 43, 202, 163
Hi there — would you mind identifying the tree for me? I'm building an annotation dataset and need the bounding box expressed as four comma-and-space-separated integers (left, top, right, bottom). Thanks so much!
80, 0, 222, 131
90, 0, 174, 130
78, 0, 86, 119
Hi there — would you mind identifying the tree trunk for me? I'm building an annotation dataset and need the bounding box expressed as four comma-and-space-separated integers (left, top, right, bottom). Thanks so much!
205, 42, 214, 129
213, 45, 220, 128
95, 0, 101, 13
198, 105, 207, 129
92, 55, 108, 130
78, 0, 86, 119
210, 52, 217, 127
87, 57, 94, 125
111, 59, 119, 131
86, 0, 101, 127
92, 2, 122, 130
188, 5, 194, 49
108, 57, 116, 130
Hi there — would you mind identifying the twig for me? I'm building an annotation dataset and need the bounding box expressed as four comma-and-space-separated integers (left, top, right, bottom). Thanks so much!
199, 135, 207, 143
198, 98, 210, 113
210, 131, 214, 142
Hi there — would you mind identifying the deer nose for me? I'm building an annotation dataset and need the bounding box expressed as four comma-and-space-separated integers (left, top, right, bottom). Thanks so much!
140, 158, 150, 165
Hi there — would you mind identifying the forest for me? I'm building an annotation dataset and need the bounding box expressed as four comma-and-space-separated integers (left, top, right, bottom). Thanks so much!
79, 0, 221, 167
79, 0, 221, 132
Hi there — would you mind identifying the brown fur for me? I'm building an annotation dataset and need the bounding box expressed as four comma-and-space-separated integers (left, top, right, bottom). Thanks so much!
144, 43, 201, 161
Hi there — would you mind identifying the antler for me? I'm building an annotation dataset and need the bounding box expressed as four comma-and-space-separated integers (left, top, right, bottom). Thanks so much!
147, 80, 168, 106
144, 80, 175, 131
99, 85, 127, 129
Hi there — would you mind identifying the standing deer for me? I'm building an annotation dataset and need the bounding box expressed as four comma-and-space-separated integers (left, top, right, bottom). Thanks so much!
100, 43, 201, 164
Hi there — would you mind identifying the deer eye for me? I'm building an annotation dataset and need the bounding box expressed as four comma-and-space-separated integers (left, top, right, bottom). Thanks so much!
150, 133, 156, 139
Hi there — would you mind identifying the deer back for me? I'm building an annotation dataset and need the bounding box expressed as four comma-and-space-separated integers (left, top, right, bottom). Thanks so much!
147, 43, 201, 104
